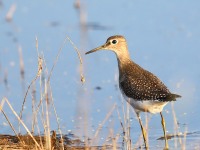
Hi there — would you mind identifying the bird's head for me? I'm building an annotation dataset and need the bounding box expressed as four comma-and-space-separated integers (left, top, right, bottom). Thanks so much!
85, 35, 129, 58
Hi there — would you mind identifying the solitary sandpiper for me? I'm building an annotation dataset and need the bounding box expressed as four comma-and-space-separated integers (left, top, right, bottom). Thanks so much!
85, 35, 181, 149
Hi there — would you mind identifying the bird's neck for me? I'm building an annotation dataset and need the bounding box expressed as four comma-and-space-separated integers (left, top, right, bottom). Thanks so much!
116, 54, 131, 76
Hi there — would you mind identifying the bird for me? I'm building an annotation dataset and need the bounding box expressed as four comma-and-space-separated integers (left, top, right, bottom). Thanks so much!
85, 35, 181, 149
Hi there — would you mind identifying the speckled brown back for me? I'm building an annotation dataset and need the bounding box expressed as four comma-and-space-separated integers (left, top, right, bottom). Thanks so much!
119, 59, 181, 101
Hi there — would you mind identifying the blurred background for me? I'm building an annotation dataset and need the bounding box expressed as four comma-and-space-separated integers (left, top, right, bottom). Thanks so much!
0, 0, 200, 149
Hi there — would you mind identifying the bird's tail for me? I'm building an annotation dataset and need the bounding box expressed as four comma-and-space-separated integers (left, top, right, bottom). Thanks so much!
166, 93, 181, 101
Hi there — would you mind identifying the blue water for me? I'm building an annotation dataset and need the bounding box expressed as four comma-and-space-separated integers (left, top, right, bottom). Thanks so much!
0, 1, 200, 149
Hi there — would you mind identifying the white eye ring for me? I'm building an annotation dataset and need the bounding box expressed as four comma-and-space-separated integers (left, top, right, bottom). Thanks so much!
111, 39, 118, 44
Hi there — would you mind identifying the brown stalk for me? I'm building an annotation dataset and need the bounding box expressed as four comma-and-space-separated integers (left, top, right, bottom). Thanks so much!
2, 97, 42, 149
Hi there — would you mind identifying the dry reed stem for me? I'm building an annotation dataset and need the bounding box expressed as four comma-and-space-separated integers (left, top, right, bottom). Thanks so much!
145, 113, 149, 147
0, 101, 20, 140
182, 126, 187, 150
114, 132, 121, 149
92, 104, 116, 146
33, 106, 45, 150
171, 102, 183, 148
116, 106, 125, 136
33, 53, 64, 149
44, 79, 51, 149
126, 99, 132, 150
29, 69, 45, 150
41, 35, 85, 149
19, 57, 43, 130
65, 36, 85, 83
116, 80, 132, 149
47, 35, 85, 84
109, 130, 118, 150
47, 38, 67, 83
104, 116, 117, 148
48, 86, 64, 150
30, 37, 42, 134
37, 54, 45, 127
119, 94, 127, 147
41, 53, 64, 150
0, 94, 5, 109
31, 83, 36, 133
1, 109, 22, 143
1, 97, 42, 149
116, 106, 127, 149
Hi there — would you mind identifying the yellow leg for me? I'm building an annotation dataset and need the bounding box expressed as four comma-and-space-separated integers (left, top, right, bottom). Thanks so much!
137, 113, 149, 150
160, 112, 169, 150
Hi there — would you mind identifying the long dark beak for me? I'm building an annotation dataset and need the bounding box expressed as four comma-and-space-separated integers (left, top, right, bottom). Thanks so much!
85, 43, 107, 55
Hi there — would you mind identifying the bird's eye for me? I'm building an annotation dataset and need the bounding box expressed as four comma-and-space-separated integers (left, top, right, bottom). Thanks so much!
111, 40, 118, 44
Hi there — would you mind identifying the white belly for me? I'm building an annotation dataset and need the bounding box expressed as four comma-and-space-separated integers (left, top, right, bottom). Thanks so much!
121, 93, 168, 114
128, 99, 168, 114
